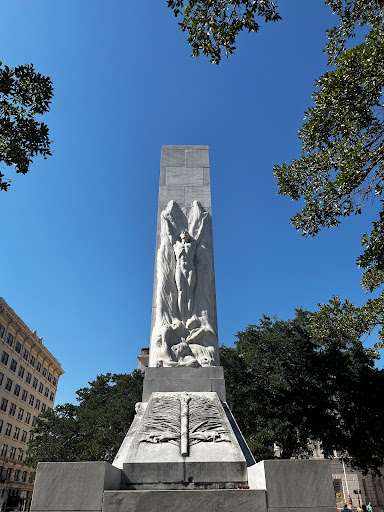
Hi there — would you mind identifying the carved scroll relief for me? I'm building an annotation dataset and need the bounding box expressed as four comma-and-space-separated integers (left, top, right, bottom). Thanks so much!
139, 393, 230, 457
149, 200, 219, 368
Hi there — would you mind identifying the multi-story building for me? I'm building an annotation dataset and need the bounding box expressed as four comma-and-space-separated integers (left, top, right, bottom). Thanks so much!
0, 298, 64, 512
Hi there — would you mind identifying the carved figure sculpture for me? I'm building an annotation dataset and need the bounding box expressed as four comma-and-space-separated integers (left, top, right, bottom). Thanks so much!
149, 200, 219, 367
162, 215, 207, 321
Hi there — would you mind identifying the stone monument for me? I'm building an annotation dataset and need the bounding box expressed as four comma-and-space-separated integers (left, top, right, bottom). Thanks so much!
30, 146, 337, 512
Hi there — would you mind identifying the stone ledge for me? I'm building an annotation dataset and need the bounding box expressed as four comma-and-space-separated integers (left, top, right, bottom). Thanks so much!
142, 367, 226, 402
103, 489, 267, 512
31, 462, 122, 512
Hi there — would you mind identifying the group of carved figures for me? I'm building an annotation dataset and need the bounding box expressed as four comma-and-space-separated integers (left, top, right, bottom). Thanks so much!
150, 200, 219, 368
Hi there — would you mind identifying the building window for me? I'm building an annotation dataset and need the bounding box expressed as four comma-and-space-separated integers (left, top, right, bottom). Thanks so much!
6, 468, 12, 480
13, 384, 20, 397
21, 471, 27, 482
26, 372, 31, 384
17, 408, 24, 421
6, 333, 13, 347
22, 348, 29, 361
0, 420, 3, 433
36, 361, 41, 372
14, 470, 20, 481
41, 403, 46, 413
44, 387, 49, 398
0, 398, 8, 412
1, 351, 9, 366
0, 325, 4, 338
29, 432, 34, 441
21, 431, 27, 443
9, 359, 17, 373
21, 389, 27, 402
29, 355, 36, 367
42, 367, 47, 378
0, 444, 8, 457
29, 473, 34, 483
15, 341, 22, 354
5, 378, 12, 391
4, 424, 12, 436
49, 391, 54, 402
9, 403, 16, 417
13, 427, 20, 440
18, 365, 25, 379
28, 394, 34, 406
53, 377, 57, 387
25, 412, 31, 425
32, 377, 38, 389
48, 372, 52, 382
17, 449, 23, 461
38, 382, 43, 393
0, 373, 3, 386
32, 416, 37, 427
35, 399, 41, 411
9, 447, 16, 459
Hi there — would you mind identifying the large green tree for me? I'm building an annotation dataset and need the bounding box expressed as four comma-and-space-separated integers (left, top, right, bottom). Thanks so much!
169, 0, 384, 343
221, 309, 384, 474
167, 0, 281, 64
0, 62, 53, 191
26, 371, 143, 467
272, 1, 384, 344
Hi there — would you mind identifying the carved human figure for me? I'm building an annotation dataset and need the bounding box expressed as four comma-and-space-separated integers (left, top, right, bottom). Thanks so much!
162, 211, 207, 322
152, 318, 186, 367
186, 312, 217, 367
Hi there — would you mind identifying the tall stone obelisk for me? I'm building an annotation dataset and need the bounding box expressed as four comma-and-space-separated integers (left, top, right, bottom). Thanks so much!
149, 145, 219, 369
30, 146, 338, 512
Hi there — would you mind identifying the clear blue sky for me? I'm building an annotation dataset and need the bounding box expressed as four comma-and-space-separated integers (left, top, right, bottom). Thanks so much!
1, 1, 381, 405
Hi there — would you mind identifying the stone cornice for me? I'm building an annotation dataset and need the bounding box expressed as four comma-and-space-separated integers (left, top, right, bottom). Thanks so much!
0, 297, 64, 376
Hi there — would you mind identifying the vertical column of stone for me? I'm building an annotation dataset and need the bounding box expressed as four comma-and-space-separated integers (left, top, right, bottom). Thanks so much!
150, 145, 215, 346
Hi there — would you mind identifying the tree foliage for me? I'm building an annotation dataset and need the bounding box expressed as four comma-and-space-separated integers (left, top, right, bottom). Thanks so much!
167, 0, 281, 64
26, 371, 143, 467
220, 309, 384, 474
0, 62, 53, 191
272, 1, 384, 344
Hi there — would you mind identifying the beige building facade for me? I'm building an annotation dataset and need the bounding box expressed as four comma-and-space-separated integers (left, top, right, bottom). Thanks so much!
308, 444, 384, 510
0, 298, 64, 512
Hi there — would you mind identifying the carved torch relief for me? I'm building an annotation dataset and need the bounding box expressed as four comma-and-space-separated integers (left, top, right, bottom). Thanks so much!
139, 393, 230, 457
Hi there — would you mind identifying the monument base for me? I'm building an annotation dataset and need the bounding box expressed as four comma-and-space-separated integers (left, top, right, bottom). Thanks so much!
30, 459, 337, 512
114, 391, 247, 490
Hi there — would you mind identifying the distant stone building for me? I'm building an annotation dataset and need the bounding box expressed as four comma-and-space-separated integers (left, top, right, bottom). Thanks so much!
137, 348, 149, 371
274, 439, 384, 510
0, 298, 64, 512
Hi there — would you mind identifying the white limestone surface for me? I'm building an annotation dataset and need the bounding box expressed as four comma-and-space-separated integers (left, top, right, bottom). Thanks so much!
103, 489, 267, 512
31, 462, 122, 512
254, 460, 337, 511
113, 392, 247, 489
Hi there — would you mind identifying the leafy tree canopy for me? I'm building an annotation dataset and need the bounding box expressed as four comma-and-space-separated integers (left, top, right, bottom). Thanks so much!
0, 62, 53, 191
272, 1, 384, 344
221, 309, 384, 474
26, 371, 143, 468
167, 0, 281, 64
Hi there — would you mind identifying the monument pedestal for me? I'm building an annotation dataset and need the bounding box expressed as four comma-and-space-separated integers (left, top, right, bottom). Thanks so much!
142, 367, 226, 402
